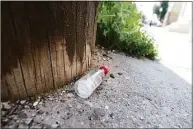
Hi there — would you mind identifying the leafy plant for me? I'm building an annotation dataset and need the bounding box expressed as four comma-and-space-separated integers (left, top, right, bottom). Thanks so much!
96, 2, 158, 60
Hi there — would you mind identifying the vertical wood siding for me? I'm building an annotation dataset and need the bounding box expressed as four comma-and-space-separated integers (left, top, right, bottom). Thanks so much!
1, 1, 98, 101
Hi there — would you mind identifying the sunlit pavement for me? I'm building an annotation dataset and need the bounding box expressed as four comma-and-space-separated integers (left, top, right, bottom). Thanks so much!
144, 26, 192, 85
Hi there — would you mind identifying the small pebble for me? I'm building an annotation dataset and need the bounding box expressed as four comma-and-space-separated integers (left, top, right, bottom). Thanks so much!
103, 58, 106, 61
66, 112, 72, 117
140, 116, 144, 120
2, 118, 9, 124
37, 110, 44, 115
60, 99, 66, 103
110, 74, 115, 78
16, 100, 20, 104
1, 111, 7, 117
125, 77, 130, 80
12, 115, 18, 120
33, 101, 39, 107
84, 101, 93, 107
102, 53, 108, 57
24, 105, 29, 109
25, 118, 33, 125
31, 124, 43, 128
51, 124, 59, 128
96, 86, 103, 91
8, 124, 18, 128
2, 102, 11, 110
20, 100, 26, 105
32, 113, 36, 117
68, 104, 73, 108
110, 113, 115, 119
48, 98, 53, 101
105, 105, 109, 110
18, 111, 27, 118
78, 109, 84, 114
94, 108, 106, 117
88, 116, 94, 120
118, 72, 123, 75
67, 93, 74, 98
18, 124, 28, 128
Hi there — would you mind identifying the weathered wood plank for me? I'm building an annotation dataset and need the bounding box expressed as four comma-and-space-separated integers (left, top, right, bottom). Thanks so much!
24, 3, 44, 95
61, 2, 77, 81
85, 2, 93, 70
47, 2, 66, 88
26, 2, 54, 92
1, 78, 10, 101
76, 2, 88, 76
60, 2, 73, 82
1, 1, 98, 100
10, 2, 37, 97
71, 2, 78, 79
1, 2, 27, 100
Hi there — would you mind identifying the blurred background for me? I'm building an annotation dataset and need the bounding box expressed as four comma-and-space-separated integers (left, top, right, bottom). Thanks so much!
135, 1, 192, 84
135, 1, 192, 33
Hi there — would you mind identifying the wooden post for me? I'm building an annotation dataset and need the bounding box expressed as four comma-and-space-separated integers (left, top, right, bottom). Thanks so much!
1, 1, 99, 101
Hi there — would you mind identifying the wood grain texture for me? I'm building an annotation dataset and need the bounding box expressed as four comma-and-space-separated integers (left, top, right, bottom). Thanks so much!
1, 1, 98, 101
1, 2, 27, 100
10, 2, 37, 97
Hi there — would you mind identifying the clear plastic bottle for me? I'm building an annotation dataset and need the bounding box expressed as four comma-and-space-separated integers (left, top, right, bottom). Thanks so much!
74, 65, 109, 98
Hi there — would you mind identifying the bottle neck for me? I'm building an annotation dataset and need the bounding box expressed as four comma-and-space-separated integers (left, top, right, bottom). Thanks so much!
99, 69, 106, 77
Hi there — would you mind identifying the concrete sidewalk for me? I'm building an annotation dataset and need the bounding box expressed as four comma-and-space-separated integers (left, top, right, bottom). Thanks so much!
144, 26, 192, 84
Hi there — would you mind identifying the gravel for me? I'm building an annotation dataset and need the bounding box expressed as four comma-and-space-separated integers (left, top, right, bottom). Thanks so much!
25, 118, 33, 125
36, 110, 44, 115
8, 123, 18, 128
2, 102, 11, 110
110, 73, 115, 78
20, 100, 26, 105
51, 123, 59, 128
18, 124, 28, 128
118, 72, 123, 75
1, 51, 192, 128
18, 111, 27, 118
93, 108, 106, 117
1, 111, 7, 117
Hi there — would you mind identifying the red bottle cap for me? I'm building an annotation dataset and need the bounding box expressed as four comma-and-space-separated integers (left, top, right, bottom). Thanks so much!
99, 65, 110, 75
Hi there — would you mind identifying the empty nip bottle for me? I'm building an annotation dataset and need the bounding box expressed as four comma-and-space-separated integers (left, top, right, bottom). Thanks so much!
74, 65, 109, 98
